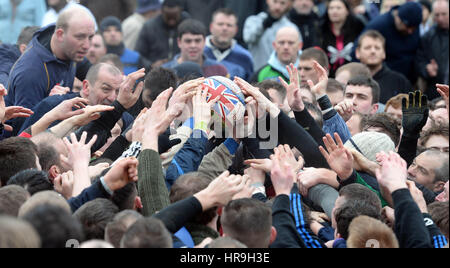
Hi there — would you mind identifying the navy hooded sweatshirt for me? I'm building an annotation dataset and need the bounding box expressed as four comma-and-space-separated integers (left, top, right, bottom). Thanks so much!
0, 44, 21, 87
5, 24, 77, 134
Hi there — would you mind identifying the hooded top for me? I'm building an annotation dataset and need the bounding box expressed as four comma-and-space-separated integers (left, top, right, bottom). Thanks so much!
0, 44, 21, 86
5, 24, 77, 135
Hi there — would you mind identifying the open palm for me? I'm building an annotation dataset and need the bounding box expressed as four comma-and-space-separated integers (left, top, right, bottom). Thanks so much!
319, 133, 354, 180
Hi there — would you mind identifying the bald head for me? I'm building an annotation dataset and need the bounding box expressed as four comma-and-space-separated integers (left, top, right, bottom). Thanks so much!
433, 0, 449, 29
273, 27, 303, 66
53, 7, 96, 62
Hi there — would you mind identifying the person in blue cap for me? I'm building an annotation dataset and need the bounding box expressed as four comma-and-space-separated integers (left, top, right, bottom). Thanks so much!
122, 0, 162, 50
354, 1, 423, 84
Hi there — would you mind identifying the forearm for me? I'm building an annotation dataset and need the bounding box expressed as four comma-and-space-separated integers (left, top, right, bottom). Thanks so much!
294, 110, 326, 146
138, 149, 171, 217
49, 116, 78, 138
197, 139, 238, 180
100, 135, 131, 162
71, 161, 92, 197
67, 179, 110, 212
398, 134, 419, 166
30, 111, 59, 136
392, 189, 432, 248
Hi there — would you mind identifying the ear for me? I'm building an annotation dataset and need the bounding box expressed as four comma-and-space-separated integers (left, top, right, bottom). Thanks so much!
269, 226, 278, 246
82, 80, 90, 98
177, 37, 182, 48
371, 103, 379, 115
298, 41, 303, 52
134, 196, 143, 210
48, 165, 61, 183
272, 40, 277, 50
433, 181, 446, 193
19, 44, 28, 54
355, 48, 361, 60
55, 28, 65, 41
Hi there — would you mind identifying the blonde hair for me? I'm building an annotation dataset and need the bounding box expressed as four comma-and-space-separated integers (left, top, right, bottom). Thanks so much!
347, 215, 399, 248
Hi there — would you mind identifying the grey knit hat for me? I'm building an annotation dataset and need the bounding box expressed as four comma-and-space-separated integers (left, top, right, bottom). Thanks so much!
344, 132, 395, 162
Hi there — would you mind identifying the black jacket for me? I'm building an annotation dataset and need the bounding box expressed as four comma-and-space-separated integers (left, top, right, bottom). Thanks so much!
373, 65, 413, 104
415, 26, 449, 100
135, 12, 190, 64
288, 9, 320, 49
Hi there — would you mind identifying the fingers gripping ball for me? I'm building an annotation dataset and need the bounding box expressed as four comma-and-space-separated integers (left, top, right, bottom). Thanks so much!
203, 76, 246, 124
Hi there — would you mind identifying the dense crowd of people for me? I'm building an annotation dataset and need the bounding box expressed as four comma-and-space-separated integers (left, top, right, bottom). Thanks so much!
0, 0, 448, 249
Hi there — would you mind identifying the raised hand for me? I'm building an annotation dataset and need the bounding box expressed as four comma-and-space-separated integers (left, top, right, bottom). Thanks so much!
319, 133, 354, 180
234, 76, 280, 118
117, 68, 146, 109
334, 100, 354, 122
279, 63, 304, 112
63, 131, 98, 168
402, 90, 429, 137
194, 171, 247, 209
49, 97, 89, 121
375, 151, 408, 194
436, 84, 449, 113
71, 104, 115, 127
307, 60, 328, 97
53, 171, 75, 199
270, 146, 295, 196
103, 157, 139, 191
193, 85, 219, 128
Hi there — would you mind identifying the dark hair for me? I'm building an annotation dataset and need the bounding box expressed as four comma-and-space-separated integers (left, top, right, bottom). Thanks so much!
162, 0, 182, 8
347, 75, 380, 104
143, 67, 178, 102
362, 113, 402, 147
339, 183, 382, 214
73, 198, 119, 240
7, 169, 53, 196
105, 210, 143, 248
0, 185, 29, 217
22, 204, 84, 248
120, 217, 172, 248
334, 199, 381, 240
169, 173, 216, 225
212, 8, 238, 22
0, 137, 38, 186
177, 19, 207, 39
428, 201, 449, 239
31, 131, 65, 172
221, 198, 272, 248
305, 102, 324, 128
256, 80, 287, 101
419, 124, 449, 149
299, 47, 330, 71
111, 182, 138, 211
17, 26, 40, 46
357, 30, 386, 49
327, 78, 344, 94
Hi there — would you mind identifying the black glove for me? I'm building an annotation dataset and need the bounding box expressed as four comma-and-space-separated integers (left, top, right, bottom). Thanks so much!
402, 91, 429, 138
158, 134, 181, 154
263, 14, 278, 29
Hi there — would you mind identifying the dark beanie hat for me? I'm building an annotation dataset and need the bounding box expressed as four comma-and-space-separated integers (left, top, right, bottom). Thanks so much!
100, 16, 122, 33
173, 61, 204, 79
419, 0, 432, 12
397, 2, 423, 27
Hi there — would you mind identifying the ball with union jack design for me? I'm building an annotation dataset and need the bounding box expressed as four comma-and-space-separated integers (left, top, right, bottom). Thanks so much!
203, 76, 246, 124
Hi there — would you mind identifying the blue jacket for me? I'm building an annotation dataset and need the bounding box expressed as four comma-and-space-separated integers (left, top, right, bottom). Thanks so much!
121, 48, 141, 75
356, 7, 420, 80
204, 36, 254, 80
6, 24, 77, 135
0, 44, 21, 87
165, 129, 209, 189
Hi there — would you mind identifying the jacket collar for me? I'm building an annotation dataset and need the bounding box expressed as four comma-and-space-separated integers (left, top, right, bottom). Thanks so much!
267, 51, 300, 78
205, 35, 237, 62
